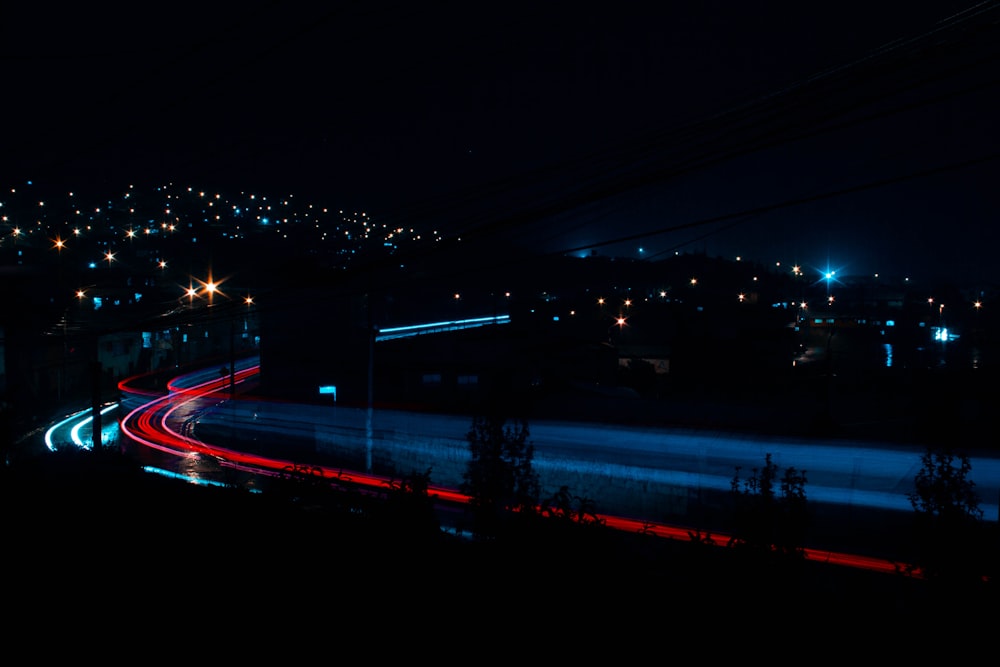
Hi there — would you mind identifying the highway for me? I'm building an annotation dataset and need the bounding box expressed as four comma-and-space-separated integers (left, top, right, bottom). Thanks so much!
43, 356, 1000, 579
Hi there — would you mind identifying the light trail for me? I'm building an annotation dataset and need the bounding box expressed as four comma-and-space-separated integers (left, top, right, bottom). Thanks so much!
119, 363, 472, 504
114, 361, 930, 580
44, 402, 120, 451
376, 314, 510, 341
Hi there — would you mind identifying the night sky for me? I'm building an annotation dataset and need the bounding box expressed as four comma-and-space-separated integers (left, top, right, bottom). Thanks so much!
3, 1, 999, 285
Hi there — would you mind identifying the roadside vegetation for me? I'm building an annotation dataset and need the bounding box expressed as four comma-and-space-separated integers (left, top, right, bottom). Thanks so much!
3, 414, 997, 621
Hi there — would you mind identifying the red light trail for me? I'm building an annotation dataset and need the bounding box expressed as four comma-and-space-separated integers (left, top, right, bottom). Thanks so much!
118, 364, 925, 580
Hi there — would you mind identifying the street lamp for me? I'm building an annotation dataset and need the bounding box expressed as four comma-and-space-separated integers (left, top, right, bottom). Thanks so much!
204, 280, 218, 304
191, 269, 226, 306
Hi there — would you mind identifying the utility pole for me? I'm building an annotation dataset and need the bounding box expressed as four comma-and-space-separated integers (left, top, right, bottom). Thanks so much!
229, 316, 236, 398
91, 359, 102, 452
366, 293, 374, 473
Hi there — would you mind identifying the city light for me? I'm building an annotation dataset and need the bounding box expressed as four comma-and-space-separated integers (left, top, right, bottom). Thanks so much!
7, 177, 998, 610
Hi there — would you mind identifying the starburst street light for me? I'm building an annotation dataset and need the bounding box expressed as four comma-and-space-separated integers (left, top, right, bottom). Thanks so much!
189, 269, 228, 306
202, 278, 220, 305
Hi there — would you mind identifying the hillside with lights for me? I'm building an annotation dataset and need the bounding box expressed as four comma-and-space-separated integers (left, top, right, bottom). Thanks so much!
2, 182, 998, 450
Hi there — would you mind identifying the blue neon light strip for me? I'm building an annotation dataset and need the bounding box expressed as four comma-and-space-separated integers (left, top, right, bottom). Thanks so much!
376, 314, 510, 341
142, 466, 262, 491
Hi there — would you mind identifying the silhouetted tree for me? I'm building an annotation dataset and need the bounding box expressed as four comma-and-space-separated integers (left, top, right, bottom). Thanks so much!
729, 452, 808, 557
461, 414, 540, 538
384, 467, 440, 538
778, 464, 809, 555
906, 446, 988, 584
267, 462, 369, 516
541, 485, 603, 526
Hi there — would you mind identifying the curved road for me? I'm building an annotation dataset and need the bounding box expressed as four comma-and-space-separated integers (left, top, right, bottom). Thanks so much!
44, 357, 1000, 579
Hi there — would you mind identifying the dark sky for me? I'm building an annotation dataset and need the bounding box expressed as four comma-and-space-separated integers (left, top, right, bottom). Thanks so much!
3, 1, 999, 285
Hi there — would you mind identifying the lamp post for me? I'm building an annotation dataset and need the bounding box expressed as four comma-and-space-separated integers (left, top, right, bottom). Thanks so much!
366, 293, 375, 473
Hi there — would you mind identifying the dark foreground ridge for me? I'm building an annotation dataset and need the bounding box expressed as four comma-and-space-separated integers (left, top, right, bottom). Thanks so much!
4, 446, 995, 637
